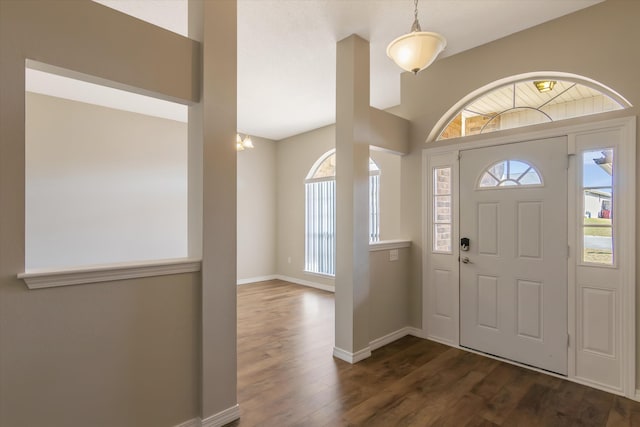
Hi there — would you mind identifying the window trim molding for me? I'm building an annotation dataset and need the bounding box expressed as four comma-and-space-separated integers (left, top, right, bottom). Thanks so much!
18, 257, 201, 289
369, 239, 411, 252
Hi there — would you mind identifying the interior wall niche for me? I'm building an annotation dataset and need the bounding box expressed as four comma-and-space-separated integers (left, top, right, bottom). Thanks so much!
25, 63, 189, 270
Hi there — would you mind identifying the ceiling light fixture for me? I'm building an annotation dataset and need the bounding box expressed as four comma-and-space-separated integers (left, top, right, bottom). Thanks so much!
386, 0, 447, 74
236, 133, 254, 152
533, 80, 557, 93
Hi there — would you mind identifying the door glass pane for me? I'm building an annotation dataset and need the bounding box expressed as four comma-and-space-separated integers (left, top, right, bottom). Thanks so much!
487, 162, 506, 180
434, 167, 451, 195
507, 160, 529, 179
518, 168, 543, 185
583, 188, 612, 223
583, 227, 613, 265
582, 149, 613, 187
582, 148, 614, 265
479, 160, 542, 188
433, 166, 452, 253
479, 173, 499, 187
434, 224, 452, 252
434, 196, 452, 223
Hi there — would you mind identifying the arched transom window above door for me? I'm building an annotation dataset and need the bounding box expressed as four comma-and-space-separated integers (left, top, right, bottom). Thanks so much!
434, 74, 631, 142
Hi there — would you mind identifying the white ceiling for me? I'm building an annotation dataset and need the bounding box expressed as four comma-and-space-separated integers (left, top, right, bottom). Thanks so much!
58, 1, 604, 140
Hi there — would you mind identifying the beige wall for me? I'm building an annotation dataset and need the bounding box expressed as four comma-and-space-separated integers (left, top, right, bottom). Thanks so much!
370, 247, 410, 340
370, 149, 402, 240
238, 137, 277, 281
276, 125, 336, 287
396, 0, 640, 382
2, 274, 200, 427
26, 92, 188, 270
0, 1, 237, 426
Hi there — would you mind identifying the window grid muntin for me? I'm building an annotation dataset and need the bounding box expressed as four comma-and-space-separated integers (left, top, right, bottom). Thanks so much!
478, 160, 542, 188
437, 79, 625, 141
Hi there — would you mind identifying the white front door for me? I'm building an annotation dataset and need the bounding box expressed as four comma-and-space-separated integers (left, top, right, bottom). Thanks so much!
459, 136, 568, 375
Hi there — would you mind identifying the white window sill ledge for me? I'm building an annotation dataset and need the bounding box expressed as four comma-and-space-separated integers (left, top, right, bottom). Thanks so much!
18, 258, 202, 290
369, 239, 411, 251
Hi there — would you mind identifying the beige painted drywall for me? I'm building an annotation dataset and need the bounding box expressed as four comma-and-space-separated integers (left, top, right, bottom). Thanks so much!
370, 149, 402, 240
370, 247, 410, 340
25, 92, 188, 269
238, 137, 277, 281
369, 107, 410, 154
276, 125, 337, 287
335, 34, 371, 355
1, 274, 200, 427
396, 0, 640, 383
0, 0, 236, 426
195, 0, 238, 420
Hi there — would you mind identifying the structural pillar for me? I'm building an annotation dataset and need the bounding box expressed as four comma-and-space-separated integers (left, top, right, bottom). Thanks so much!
189, 0, 239, 423
334, 35, 371, 363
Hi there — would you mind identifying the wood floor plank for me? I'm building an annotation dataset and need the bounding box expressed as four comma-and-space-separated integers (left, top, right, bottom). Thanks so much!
607, 395, 640, 426
227, 280, 640, 427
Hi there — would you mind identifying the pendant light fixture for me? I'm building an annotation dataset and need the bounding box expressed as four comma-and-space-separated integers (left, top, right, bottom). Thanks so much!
386, 0, 446, 74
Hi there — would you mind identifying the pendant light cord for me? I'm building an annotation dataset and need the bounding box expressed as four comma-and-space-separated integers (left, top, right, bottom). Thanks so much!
411, 0, 422, 32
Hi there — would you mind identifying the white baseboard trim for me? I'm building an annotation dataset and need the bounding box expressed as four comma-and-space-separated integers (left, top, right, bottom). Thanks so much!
369, 327, 411, 351
237, 275, 277, 285
276, 275, 335, 293
202, 404, 240, 427
405, 326, 424, 339
333, 345, 371, 364
174, 418, 200, 427
369, 326, 426, 351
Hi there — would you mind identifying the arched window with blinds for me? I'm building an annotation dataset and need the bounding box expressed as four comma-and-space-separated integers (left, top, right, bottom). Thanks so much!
304, 150, 380, 276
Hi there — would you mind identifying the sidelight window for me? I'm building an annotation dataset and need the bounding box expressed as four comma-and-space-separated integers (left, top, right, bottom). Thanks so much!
433, 167, 452, 253
581, 149, 614, 265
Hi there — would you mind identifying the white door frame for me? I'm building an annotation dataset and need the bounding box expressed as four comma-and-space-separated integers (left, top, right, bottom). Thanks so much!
421, 116, 636, 400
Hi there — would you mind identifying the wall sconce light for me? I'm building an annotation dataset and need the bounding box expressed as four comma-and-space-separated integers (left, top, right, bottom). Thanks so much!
236, 133, 254, 151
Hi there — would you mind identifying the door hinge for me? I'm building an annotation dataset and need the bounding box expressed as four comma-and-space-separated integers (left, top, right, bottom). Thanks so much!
567, 334, 571, 347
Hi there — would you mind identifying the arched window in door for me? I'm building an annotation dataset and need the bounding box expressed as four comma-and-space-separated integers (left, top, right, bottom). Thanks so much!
304, 150, 380, 276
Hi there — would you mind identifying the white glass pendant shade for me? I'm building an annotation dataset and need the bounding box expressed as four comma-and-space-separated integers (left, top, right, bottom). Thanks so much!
387, 31, 446, 74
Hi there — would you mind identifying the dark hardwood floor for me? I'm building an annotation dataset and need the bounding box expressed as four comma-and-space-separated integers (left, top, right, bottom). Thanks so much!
227, 279, 640, 426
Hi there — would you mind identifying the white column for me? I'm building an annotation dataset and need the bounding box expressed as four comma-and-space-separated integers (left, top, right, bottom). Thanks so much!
334, 35, 371, 362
